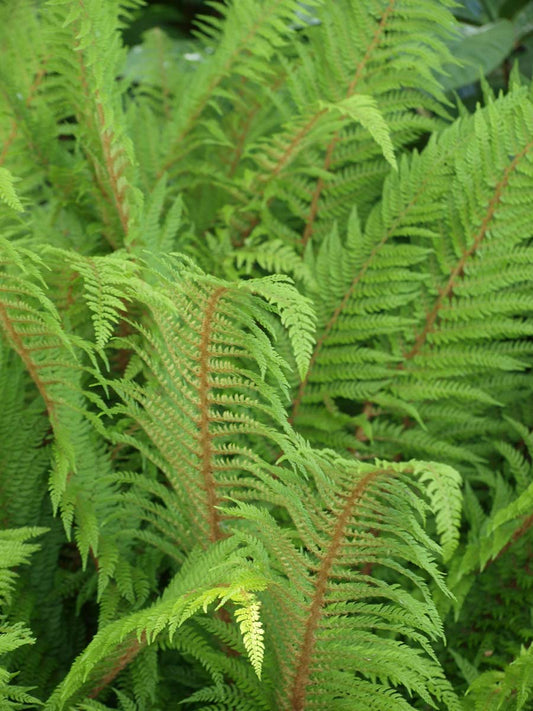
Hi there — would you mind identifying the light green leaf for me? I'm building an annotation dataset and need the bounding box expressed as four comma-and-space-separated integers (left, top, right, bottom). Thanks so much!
320, 95, 397, 170
0, 168, 23, 212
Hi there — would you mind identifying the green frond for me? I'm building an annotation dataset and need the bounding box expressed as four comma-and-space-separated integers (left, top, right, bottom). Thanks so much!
0, 168, 23, 212
413, 461, 463, 562
46, 249, 138, 350
292, 86, 533, 474
320, 95, 397, 170
105, 257, 314, 556
464, 644, 533, 710
0, 240, 127, 580
44, 539, 267, 708
0, 527, 46, 710
227, 449, 462, 710
42, 0, 144, 247
0, 238, 80, 499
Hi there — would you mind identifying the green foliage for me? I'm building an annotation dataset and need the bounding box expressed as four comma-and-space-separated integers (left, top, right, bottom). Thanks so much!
1, 0, 533, 708
0, 528, 46, 709
447, 0, 533, 100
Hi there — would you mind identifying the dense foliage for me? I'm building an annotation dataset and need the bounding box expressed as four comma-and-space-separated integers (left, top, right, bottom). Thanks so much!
1, 0, 533, 708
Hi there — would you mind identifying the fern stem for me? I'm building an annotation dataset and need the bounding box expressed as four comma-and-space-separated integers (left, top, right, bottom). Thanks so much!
0, 55, 50, 167
94, 96, 132, 238
88, 633, 146, 699
199, 286, 228, 543
159, 0, 293, 177
0, 301, 60, 434
69, 12, 134, 246
403, 140, 533, 362
301, 137, 337, 248
492, 512, 533, 564
301, 0, 397, 245
0, 119, 19, 167
288, 466, 397, 710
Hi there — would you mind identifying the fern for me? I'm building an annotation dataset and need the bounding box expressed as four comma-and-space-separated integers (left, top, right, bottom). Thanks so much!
464, 644, 533, 710
226, 450, 463, 710
1, 0, 533, 708
0, 168, 23, 212
0, 528, 46, 709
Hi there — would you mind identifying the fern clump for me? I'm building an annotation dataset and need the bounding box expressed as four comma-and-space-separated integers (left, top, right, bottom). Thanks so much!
2, 0, 533, 708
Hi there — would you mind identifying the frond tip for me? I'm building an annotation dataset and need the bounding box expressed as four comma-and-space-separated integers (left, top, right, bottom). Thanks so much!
320, 95, 397, 170
0, 168, 23, 212
245, 274, 317, 380
232, 592, 265, 680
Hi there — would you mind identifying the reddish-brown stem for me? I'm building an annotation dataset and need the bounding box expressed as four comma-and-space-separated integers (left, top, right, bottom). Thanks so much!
88, 634, 146, 699
270, 110, 327, 180
0, 55, 50, 166
301, 137, 338, 248
198, 287, 228, 543
301, 0, 397, 247
70, 12, 132, 246
0, 301, 60, 431
491, 513, 533, 565
159, 0, 292, 177
403, 141, 533, 363
94, 97, 131, 238
288, 467, 396, 710
0, 120, 18, 167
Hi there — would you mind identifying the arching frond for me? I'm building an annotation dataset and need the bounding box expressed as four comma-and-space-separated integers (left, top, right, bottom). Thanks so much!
107, 257, 312, 554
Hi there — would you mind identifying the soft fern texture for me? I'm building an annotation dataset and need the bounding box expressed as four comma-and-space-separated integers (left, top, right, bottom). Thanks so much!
0, 528, 45, 709
2, 0, 533, 708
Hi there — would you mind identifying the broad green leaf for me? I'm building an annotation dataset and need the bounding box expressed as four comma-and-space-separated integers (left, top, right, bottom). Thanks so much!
438, 20, 514, 90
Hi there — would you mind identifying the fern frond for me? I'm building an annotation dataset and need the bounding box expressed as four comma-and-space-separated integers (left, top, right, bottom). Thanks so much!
0, 168, 23, 212
43, 0, 144, 247
107, 257, 309, 553
228, 448, 462, 710
0, 240, 126, 576
0, 527, 46, 710
292, 87, 533, 472
44, 538, 268, 708
46, 248, 138, 350
160, 0, 321, 176
0, 238, 80, 498
464, 643, 533, 710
